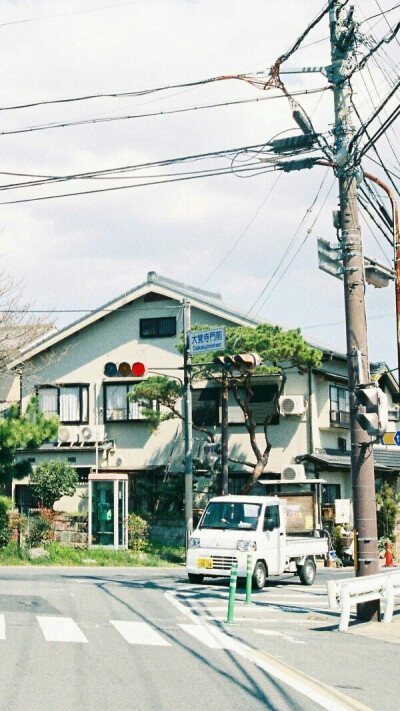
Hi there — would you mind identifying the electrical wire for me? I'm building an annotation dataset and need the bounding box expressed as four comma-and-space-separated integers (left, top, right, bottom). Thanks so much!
199, 173, 283, 288
253, 175, 336, 316
361, 3, 400, 23
0, 1, 152, 28
245, 168, 331, 317
0, 87, 329, 137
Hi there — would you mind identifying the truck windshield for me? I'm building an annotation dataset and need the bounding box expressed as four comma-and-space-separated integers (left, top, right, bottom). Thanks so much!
200, 501, 262, 530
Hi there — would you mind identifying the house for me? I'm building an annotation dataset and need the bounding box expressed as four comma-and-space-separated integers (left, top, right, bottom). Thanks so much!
3, 271, 399, 546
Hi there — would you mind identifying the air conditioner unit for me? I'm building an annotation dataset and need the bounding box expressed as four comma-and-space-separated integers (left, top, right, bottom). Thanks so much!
79, 425, 106, 442
388, 407, 400, 422
279, 395, 306, 416
58, 425, 80, 444
281, 464, 307, 482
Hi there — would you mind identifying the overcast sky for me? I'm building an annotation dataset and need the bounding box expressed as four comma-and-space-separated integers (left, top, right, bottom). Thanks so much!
1, 0, 399, 370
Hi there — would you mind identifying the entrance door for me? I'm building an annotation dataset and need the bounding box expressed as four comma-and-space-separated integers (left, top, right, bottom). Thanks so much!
89, 474, 128, 548
91, 481, 114, 546
263, 504, 285, 575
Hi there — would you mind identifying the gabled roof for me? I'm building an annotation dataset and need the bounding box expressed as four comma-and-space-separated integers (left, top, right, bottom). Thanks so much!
10, 271, 260, 366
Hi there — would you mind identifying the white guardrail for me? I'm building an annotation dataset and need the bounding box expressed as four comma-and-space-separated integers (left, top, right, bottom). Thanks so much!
326, 569, 400, 632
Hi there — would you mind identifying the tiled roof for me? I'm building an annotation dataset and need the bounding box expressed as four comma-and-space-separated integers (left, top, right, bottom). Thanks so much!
298, 448, 400, 472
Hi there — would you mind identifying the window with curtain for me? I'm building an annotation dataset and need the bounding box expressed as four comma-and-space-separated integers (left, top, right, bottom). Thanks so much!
104, 383, 157, 422
37, 384, 89, 423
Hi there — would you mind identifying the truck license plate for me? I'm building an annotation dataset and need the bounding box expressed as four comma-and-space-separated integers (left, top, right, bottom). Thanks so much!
197, 558, 212, 569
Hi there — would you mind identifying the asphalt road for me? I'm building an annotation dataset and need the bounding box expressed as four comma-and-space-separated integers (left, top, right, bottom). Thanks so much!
0, 566, 398, 711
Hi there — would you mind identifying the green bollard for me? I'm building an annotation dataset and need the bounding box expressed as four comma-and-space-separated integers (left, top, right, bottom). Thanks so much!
245, 553, 253, 604
226, 560, 238, 624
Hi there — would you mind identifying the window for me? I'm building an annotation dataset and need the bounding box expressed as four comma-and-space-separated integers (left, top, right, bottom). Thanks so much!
330, 384, 350, 427
321, 484, 341, 505
37, 384, 89, 424
192, 388, 219, 427
264, 505, 280, 530
104, 383, 157, 422
140, 316, 176, 339
228, 384, 280, 425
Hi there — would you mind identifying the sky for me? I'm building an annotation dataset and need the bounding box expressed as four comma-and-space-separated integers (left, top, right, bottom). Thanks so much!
0, 0, 399, 371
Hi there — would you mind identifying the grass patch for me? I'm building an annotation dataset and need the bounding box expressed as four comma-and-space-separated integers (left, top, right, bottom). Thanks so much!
0, 540, 186, 567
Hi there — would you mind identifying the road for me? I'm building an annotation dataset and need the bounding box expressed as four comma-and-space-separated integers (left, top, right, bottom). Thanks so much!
0, 566, 398, 711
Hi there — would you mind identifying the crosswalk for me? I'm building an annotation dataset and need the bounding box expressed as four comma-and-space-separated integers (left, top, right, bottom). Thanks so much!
0, 613, 246, 650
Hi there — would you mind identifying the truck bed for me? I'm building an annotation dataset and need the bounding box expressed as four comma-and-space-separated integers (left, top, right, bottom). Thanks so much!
285, 535, 328, 559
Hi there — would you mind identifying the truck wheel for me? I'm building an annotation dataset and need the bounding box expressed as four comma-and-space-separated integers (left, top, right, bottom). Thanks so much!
252, 561, 267, 590
298, 557, 316, 586
188, 573, 204, 584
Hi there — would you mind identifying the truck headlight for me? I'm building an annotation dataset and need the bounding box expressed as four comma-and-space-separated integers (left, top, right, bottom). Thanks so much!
188, 537, 201, 549
237, 540, 257, 552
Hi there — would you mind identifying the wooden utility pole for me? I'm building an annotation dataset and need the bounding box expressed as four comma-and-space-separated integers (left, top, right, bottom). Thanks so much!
183, 298, 193, 543
220, 372, 229, 495
330, 2, 380, 620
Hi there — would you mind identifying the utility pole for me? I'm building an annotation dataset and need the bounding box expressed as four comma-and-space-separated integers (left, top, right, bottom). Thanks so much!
220, 372, 229, 495
330, 2, 380, 620
183, 298, 193, 543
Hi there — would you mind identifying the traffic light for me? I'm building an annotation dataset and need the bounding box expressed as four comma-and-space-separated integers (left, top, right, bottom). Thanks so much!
104, 361, 147, 378
355, 385, 388, 436
213, 353, 262, 370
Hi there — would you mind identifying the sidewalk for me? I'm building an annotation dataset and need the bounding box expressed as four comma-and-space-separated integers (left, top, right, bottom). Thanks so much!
347, 613, 400, 644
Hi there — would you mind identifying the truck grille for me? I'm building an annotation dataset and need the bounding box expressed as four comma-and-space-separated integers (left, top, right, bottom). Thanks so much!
211, 555, 237, 570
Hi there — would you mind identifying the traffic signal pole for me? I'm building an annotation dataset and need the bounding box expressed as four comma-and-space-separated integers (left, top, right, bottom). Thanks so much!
330, 2, 380, 620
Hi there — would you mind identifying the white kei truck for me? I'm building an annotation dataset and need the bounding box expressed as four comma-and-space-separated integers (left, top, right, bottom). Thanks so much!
186, 495, 329, 589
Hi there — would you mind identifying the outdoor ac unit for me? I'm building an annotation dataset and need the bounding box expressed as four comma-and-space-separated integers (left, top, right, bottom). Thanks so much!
58, 425, 80, 443
279, 395, 306, 416
281, 464, 307, 482
79, 425, 106, 442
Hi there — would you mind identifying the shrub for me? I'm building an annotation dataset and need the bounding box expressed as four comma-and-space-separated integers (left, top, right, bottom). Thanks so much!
30, 460, 78, 509
0, 496, 14, 548
25, 512, 54, 548
127, 513, 148, 553
376, 482, 399, 543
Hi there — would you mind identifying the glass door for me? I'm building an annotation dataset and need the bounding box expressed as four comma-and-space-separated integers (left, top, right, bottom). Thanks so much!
89, 474, 128, 548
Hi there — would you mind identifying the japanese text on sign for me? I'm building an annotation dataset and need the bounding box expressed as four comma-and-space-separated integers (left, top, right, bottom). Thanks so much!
189, 328, 226, 354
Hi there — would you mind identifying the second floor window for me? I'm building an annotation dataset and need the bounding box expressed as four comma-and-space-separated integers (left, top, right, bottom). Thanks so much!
104, 383, 156, 422
330, 384, 350, 427
38, 385, 89, 424
140, 316, 176, 339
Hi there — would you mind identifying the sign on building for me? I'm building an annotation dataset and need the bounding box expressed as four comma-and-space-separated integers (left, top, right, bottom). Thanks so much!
189, 327, 226, 355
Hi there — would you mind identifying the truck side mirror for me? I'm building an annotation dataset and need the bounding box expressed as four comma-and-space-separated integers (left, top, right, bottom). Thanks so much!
265, 518, 275, 532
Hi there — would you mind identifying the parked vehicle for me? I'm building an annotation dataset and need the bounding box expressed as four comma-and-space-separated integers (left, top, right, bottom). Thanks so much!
186, 495, 329, 589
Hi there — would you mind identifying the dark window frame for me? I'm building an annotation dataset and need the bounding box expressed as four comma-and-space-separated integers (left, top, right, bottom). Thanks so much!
103, 382, 157, 423
139, 316, 177, 339
329, 384, 350, 428
36, 383, 89, 425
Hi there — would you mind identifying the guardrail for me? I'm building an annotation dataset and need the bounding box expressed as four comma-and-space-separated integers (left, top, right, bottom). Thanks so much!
326, 569, 400, 631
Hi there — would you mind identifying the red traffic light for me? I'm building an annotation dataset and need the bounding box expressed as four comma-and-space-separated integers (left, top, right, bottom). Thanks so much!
104, 361, 147, 378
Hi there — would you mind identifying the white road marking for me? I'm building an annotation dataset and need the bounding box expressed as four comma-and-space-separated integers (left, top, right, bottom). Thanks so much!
110, 620, 170, 646
166, 590, 368, 710
179, 623, 244, 651
255, 629, 306, 645
0, 614, 5, 640
37, 616, 88, 643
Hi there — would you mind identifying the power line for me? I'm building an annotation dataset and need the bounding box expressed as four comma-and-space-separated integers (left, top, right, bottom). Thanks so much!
245, 168, 331, 317
361, 3, 400, 23
254, 175, 336, 316
0, 1, 152, 28
0, 87, 329, 137
199, 173, 283, 288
